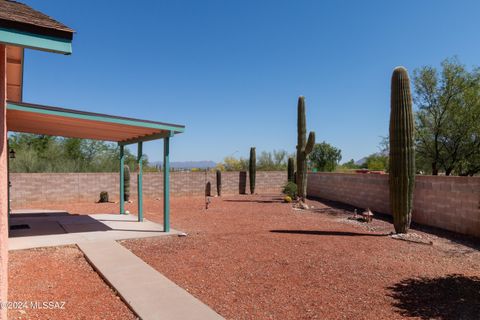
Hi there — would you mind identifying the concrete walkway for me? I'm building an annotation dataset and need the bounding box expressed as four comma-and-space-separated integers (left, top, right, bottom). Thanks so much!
78, 240, 223, 320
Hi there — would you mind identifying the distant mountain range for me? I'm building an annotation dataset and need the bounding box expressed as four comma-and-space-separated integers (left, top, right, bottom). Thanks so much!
152, 161, 216, 169
355, 157, 368, 166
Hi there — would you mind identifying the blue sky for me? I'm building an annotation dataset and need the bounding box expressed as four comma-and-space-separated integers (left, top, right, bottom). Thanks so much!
21, 0, 480, 163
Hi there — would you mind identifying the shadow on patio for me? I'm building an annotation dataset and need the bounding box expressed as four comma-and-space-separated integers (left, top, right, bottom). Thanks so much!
9, 211, 112, 237
8, 210, 178, 251
388, 274, 480, 320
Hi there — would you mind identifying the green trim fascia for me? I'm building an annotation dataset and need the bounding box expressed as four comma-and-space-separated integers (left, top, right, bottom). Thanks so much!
0, 27, 72, 55
7, 102, 185, 133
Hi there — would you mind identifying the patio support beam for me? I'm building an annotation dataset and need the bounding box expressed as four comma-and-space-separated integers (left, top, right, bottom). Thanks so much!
119, 145, 125, 214
0, 44, 8, 320
119, 131, 172, 146
163, 135, 171, 232
137, 142, 143, 222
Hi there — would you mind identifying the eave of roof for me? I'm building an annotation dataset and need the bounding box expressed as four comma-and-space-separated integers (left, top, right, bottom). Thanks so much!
0, 0, 74, 40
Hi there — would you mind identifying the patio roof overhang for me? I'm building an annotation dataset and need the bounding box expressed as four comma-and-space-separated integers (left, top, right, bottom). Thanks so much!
6, 101, 185, 145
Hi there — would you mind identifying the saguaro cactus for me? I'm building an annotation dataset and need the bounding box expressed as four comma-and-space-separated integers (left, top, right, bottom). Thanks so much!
296, 96, 315, 201
124, 164, 130, 201
287, 157, 295, 182
216, 169, 222, 196
249, 147, 256, 194
389, 66, 415, 234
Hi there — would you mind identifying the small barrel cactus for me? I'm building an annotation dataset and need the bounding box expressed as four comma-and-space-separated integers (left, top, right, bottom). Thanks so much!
249, 147, 256, 194
216, 170, 222, 196
389, 66, 415, 234
124, 164, 130, 201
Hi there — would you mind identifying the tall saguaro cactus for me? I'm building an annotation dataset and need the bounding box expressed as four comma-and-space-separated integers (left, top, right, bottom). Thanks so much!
249, 147, 256, 194
389, 66, 415, 234
296, 96, 315, 201
287, 157, 295, 182
216, 169, 222, 196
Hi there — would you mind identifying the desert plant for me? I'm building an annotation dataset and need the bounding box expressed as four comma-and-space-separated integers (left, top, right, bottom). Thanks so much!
205, 181, 211, 196
124, 164, 130, 201
99, 191, 109, 203
239, 171, 247, 194
282, 181, 298, 199
296, 96, 315, 201
287, 157, 295, 182
249, 147, 256, 194
389, 66, 416, 234
216, 169, 222, 196
309, 142, 342, 172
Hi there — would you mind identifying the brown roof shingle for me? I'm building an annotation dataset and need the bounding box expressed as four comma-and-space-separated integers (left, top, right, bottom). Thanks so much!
0, 0, 74, 40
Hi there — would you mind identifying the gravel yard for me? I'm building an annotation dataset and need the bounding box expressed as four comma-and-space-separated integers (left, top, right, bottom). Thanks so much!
8, 246, 136, 320
16, 195, 480, 319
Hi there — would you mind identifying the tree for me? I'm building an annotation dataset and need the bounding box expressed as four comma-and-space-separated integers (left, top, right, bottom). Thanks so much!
219, 150, 290, 171
308, 142, 342, 172
365, 154, 388, 171
221, 156, 248, 171
413, 57, 480, 175
340, 159, 360, 170
257, 150, 289, 171
8, 133, 153, 173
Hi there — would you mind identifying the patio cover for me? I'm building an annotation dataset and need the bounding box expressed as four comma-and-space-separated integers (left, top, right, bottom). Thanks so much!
6, 101, 185, 144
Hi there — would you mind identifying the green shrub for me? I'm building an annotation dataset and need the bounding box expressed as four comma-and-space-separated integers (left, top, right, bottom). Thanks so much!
282, 181, 298, 199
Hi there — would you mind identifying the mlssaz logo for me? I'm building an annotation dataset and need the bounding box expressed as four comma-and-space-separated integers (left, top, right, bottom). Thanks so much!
30, 301, 66, 309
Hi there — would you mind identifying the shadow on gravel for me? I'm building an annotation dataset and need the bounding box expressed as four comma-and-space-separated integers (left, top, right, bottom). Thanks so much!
270, 230, 389, 237
224, 199, 284, 204
308, 196, 480, 252
388, 274, 480, 320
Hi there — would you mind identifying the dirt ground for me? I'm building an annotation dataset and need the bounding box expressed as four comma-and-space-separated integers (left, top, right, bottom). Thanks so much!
17, 195, 480, 319
8, 246, 136, 320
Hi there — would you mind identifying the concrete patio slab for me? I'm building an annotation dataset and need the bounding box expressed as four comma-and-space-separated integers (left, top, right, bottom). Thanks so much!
79, 240, 224, 320
9, 211, 180, 251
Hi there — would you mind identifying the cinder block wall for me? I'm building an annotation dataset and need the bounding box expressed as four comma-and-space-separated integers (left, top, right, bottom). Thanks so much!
10, 171, 287, 206
307, 173, 480, 238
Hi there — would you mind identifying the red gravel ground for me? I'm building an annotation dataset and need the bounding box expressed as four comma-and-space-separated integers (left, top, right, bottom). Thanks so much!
8, 246, 136, 320
18, 195, 480, 319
